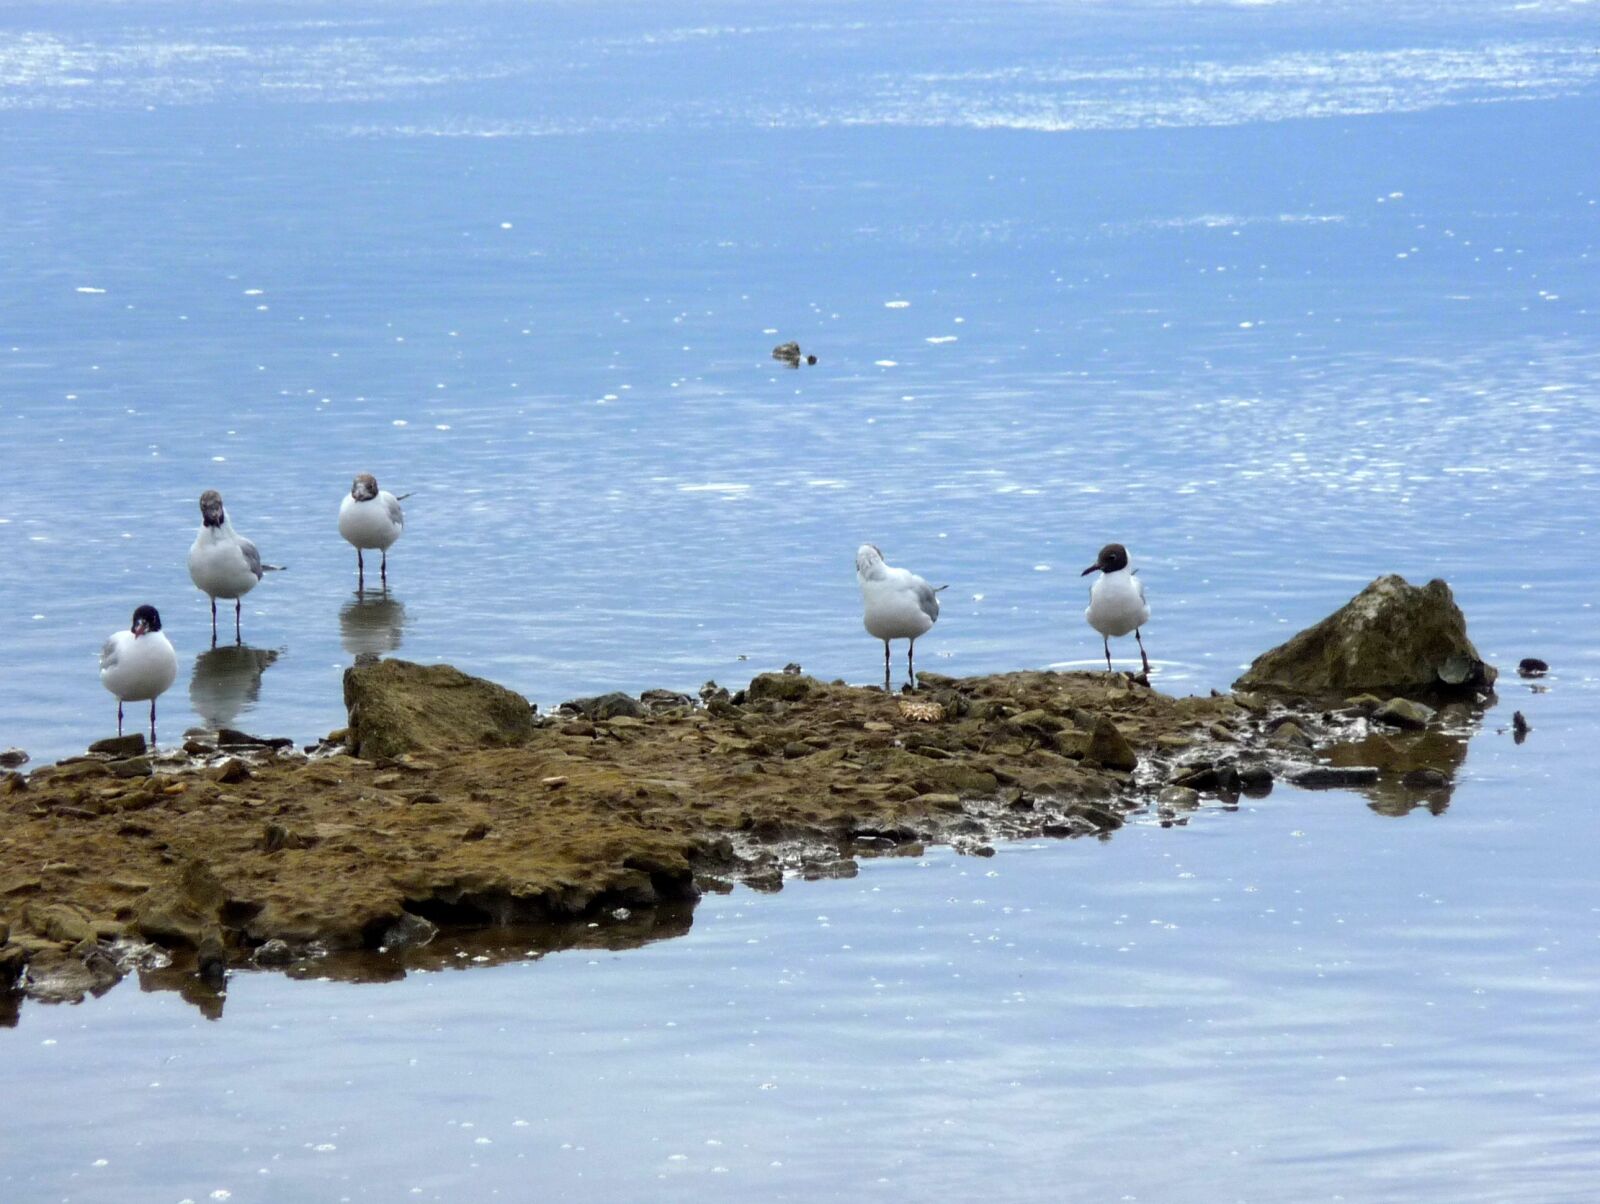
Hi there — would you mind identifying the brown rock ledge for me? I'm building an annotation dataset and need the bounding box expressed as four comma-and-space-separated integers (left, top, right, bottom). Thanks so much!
0, 570, 1498, 1015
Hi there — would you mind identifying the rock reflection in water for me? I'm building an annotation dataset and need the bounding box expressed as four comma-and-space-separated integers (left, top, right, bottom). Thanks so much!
188, 645, 281, 731
340, 594, 407, 660
130, 902, 696, 1018
1319, 713, 1479, 816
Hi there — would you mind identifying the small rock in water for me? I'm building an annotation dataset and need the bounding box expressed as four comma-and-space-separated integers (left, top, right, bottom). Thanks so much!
1517, 658, 1549, 678
88, 734, 146, 758
1372, 698, 1436, 730
196, 932, 228, 988
382, 912, 438, 951
253, 939, 293, 967
0, 748, 28, 768
1289, 765, 1381, 788
771, 341, 802, 366
1512, 711, 1531, 743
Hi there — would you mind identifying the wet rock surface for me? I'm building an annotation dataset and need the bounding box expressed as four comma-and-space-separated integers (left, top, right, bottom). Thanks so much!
1235, 575, 1496, 698
0, 586, 1499, 1013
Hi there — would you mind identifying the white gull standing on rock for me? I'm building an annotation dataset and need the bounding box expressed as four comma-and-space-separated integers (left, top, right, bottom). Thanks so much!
856, 544, 945, 692
1082, 542, 1150, 675
339, 473, 407, 593
188, 489, 282, 645
99, 604, 178, 742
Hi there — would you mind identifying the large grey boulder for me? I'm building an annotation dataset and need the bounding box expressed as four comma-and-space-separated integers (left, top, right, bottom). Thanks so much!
1234, 575, 1495, 698
343, 660, 536, 760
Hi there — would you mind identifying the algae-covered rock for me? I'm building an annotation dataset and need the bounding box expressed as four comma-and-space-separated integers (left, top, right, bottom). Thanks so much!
343, 659, 535, 759
1234, 575, 1495, 698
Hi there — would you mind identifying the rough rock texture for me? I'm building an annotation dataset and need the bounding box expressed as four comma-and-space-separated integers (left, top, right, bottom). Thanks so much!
343, 659, 537, 760
0, 576, 1498, 1015
1234, 575, 1495, 697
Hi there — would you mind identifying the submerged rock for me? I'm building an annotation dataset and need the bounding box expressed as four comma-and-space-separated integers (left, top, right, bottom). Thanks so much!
0, 749, 27, 769
1372, 698, 1436, 730
343, 659, 536, 760
1234, 575, 1495, 698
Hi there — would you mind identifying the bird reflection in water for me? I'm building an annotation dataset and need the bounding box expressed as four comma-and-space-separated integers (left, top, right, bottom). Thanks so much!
189, 644, 282, 732
340, 594, 408, 660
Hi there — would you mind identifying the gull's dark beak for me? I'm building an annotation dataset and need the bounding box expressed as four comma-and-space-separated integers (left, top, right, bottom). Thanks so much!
1081, 564, 1099, 576
133, 620, 148, 637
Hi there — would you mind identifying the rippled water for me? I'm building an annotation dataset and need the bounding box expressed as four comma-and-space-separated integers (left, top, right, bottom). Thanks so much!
2, 1, 1598, 1199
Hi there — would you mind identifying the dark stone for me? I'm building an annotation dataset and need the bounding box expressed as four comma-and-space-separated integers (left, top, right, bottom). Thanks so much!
639, 689, 693, 714
88, 734, 146, 758
196, 932, 228, 988
0, 749, 27, 769
253, 939, 293, 967
561, 692, 645, 721
1234, 575, 1495, 697
1236, 763, 1274, 792
1517, 658, 1549, 678
381, 912, 438, 951
1512, 711, 1530, 740
1289, 765, 1381, 788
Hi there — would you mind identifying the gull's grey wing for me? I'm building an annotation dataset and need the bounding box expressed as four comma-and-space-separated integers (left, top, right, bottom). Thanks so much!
385, 494, 405, 528
913, 578, 942, 622
99, 637, 120, 672
238, 537, 265, 581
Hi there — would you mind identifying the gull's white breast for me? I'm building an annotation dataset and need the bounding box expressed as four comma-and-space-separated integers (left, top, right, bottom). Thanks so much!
100, 632, 178, 702
189, 529, 259, 599
1085, 567, 1149, 638
339, 493, 403, 550
860, 566, 938, 641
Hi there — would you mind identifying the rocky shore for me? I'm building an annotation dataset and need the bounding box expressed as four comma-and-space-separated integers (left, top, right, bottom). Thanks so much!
0, 575, 1499, 1018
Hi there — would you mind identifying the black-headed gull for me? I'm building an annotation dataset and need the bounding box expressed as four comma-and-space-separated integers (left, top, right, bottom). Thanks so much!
338, 473, 406, 593
100, 604, 178, 741
188, 489, 282, 645
856, 544, 945, 691
1082, 542, 1150, 674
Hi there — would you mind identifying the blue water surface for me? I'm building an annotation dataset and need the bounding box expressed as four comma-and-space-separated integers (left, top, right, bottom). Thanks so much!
1, 1, 1598, 1199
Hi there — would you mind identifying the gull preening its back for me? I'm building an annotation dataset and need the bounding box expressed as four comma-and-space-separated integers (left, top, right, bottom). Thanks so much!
339, 473, 406, 592
99, 604, 178, 742
188, 489, 282, 645
856, 544, 945, 691
1082, 542, 1150, 675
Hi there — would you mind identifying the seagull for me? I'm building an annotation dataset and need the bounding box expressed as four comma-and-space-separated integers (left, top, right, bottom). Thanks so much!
338, 473, 406, 592
100, 604, 178, 742
856, 544, 945, 691
1082, 542, 1150, 675
188, 489, 282, 645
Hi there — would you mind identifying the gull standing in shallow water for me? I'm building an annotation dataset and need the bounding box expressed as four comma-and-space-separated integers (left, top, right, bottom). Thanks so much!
188, 489, 282, 645
856, 544, 945, 691
100, 604, 178, 741
1082, 542, 1150, 675
339, 473, 406, 592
